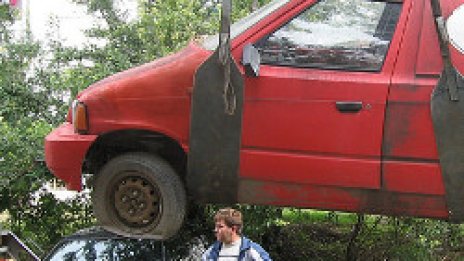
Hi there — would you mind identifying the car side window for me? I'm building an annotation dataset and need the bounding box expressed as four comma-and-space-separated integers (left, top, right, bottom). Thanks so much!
255, 0, 402, 71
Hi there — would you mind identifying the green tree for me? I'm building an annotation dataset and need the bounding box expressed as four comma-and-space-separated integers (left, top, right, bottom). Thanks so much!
0, 4, 92, 252
0, 4, 51, 215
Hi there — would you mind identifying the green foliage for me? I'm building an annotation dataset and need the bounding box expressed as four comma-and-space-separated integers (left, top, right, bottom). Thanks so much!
0, 119, 51, 195
0, 2, 83, 253
0, 3, 56, 218
272, 210, 464, 260
264, 223, 347, 261
232, 0, 271, 21
0, 5, 14, 41
141, 0, 220, 56
5, 191, 94, 254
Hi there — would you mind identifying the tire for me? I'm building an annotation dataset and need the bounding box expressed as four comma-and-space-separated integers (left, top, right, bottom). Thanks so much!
92, 152, 186, 239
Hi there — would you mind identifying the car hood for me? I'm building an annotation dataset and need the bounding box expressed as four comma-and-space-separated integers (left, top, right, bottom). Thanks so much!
77, 42, 211, 102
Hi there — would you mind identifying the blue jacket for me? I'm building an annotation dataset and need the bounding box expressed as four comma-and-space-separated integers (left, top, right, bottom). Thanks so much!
202, 236, 272, 261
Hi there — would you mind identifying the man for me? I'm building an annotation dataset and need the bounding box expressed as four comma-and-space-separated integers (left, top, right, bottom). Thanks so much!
202, 208, 272, 261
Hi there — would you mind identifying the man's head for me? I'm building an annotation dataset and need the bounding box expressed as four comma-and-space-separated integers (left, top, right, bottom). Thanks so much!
213, 208, 243, 244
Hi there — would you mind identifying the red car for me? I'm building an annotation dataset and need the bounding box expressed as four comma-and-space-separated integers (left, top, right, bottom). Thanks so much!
45, 0, 464, 239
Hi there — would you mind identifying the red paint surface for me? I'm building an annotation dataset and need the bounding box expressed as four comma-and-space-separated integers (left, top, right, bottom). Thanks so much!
45, 123, 97, 190
238, 179, 449, 219
383, 161, 445, 195
240, 149, 380, 189
44, 0, 464, 220
78, 43, 209, 144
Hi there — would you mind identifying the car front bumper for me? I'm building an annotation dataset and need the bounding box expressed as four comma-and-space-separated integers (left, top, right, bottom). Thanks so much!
44, 123, 97, 191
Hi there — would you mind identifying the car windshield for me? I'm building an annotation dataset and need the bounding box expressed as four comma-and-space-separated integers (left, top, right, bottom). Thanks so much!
202, 0, 291, 50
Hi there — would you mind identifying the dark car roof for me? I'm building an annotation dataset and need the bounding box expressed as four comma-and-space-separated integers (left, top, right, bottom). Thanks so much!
58, 226, 124, 240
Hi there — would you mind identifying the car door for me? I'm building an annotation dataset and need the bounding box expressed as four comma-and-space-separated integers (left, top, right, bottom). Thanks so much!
239, 0, 403, 190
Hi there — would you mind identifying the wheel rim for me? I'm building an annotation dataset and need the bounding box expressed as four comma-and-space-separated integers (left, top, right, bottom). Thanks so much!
112, 172, 162, 228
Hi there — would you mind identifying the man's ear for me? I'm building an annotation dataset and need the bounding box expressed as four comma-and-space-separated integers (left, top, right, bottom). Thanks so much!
231, 225, 239, 234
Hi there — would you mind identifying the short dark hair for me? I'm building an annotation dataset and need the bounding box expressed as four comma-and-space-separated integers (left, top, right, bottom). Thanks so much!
214, 208, 243, 234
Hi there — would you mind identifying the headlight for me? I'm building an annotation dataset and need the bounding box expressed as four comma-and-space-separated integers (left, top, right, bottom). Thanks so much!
72, 100, 89, 134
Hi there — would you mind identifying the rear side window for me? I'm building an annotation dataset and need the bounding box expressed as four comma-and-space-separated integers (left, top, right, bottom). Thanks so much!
256, 0, 402, 71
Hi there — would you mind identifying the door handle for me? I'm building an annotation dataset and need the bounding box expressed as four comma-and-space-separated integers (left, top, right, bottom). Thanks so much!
336, 101, 363, 113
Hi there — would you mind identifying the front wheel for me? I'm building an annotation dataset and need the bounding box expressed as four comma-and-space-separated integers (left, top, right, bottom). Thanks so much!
92, 152, 186, 239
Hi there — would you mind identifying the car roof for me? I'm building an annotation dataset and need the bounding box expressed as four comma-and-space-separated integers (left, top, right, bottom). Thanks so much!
59, 226, 126, 240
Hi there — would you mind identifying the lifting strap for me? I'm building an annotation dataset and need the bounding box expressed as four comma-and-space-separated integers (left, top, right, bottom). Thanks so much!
430, 0, 464, 222
187, 0, 244, 203
430, 0, 459, 101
